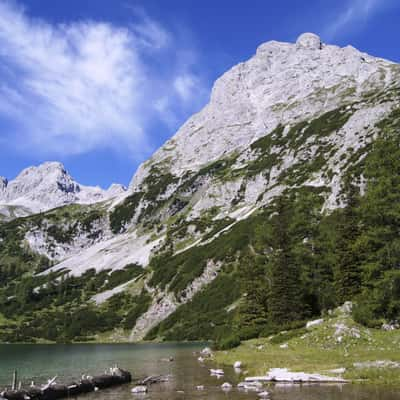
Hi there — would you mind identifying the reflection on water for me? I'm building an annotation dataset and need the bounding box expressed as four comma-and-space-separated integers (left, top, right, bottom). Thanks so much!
0, 343, 398, 399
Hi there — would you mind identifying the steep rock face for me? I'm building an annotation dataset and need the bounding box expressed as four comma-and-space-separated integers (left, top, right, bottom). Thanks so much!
0, 162, 126, 216
130, 33, 398, 188
111, 33, 400, 239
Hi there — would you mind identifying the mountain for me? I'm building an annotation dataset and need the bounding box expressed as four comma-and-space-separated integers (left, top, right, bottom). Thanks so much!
0, 161, 126, 219
0, 33, 400, 344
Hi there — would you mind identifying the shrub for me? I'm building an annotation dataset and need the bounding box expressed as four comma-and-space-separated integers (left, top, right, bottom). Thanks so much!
214, 334, 241, 350
352, 299, 383, 328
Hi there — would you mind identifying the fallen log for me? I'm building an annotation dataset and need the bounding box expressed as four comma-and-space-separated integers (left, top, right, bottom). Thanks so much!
26, 387, 43, 400
138, 375, 169, 385
1, 391, 27, 400
1, 368, 132, 400
76, 379, 95, 393
42, 384, 69, 400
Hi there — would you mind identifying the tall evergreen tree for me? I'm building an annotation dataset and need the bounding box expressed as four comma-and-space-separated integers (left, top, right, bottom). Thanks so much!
234, 254, 268, 339
268, 194, 303, 326
335, 183, 361, 303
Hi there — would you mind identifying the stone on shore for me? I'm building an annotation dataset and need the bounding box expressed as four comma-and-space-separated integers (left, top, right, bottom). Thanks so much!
306, 318, 324, 328
201, 347, 213, 357
245, 368, 349, 383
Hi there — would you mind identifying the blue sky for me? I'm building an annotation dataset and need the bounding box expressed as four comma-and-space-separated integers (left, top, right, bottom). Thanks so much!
0, 0, 399, 188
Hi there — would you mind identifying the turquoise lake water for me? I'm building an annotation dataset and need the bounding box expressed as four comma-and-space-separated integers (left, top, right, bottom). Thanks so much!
0, 343, 398, 399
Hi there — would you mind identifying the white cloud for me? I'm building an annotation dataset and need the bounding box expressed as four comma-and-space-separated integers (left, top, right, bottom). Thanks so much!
324, 0, 389, 40
174, 74, 201, 101
0, 1, 208, 158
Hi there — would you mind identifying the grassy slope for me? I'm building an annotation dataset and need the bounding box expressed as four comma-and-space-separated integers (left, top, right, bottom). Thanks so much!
215, 309, 400, 386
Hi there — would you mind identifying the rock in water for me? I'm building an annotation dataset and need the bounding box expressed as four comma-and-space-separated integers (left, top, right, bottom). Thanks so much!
210, 369, 224, 376
131, 386, 148, 394
221, 382, 232, 390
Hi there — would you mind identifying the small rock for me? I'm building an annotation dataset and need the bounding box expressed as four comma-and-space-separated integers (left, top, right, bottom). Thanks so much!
201, 347, 213, 356
306, 318, 324, 328
279, 343, 288, 349
338, 301, 353, 314
382, 322, 399, 331
198, 356, 205, 362
234, 361, 242, 368
210, 368, 224, 376
161, 356, 174, 362
238, 381, 263, 391
131, 386, 148, 394
258, 391, 270, 398
196, 385, 205, 390
221, 382, 232, 390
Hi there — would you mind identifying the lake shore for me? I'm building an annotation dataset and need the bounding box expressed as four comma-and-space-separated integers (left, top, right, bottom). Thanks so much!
213, 310, 400, 387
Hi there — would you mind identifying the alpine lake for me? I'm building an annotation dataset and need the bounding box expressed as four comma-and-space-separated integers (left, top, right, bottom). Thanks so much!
0, 343, 398, 400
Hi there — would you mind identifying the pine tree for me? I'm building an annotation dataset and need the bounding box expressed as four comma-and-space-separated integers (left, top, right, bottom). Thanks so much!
268, 194, 303, 326
234, 255, 268, 339
335, 183, 361, 303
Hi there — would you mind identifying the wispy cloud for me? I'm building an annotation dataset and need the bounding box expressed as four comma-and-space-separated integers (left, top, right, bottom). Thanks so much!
324, 0, 391, 40
0, 0, 208, 158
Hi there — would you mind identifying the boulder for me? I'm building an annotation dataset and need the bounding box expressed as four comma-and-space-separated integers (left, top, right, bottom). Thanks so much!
131, 386, 148, 394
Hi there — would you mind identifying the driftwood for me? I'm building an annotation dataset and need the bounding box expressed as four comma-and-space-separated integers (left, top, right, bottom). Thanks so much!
137, 375, 170, 386
1, 368, 132, 400
11, 372, 17, 392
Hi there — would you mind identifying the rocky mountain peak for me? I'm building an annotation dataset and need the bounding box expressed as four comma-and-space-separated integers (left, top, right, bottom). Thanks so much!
0, 162, 125, 216
295, 32, 322, 50
129, 33, 399, 189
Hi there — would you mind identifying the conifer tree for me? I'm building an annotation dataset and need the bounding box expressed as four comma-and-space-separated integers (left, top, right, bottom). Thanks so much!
335, 183, 361, 303
268, 194, 303, 326
234, 254, 268, 339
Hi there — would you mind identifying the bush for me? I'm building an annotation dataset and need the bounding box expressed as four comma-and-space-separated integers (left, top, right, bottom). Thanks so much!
238, 325, 265, 341
214, 334, 241, 350
352, 299, 382, 328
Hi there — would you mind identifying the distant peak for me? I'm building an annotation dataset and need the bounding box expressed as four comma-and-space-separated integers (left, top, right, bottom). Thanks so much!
18, 161, 67, 177
296, 32, 322, 50
38, 161, 66, 171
